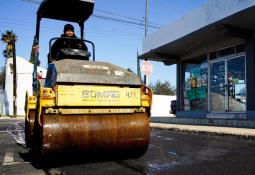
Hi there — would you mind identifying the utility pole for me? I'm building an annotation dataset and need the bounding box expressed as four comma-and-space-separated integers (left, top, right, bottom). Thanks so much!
12, 39, 17, 118
145, 0, 148, 37
144, 0, 149, 85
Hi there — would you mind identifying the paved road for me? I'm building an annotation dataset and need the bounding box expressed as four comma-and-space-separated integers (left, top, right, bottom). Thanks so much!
0, 119, 255, 175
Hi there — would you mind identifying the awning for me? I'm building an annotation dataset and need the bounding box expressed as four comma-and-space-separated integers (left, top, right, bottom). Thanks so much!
140, 5, 255, 65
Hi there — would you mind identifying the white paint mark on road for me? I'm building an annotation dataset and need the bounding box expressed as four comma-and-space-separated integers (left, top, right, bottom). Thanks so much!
2, 148, 29, 166
164, 137, 173, 141
168, 151, 177, 156
147, 161, 178, 170
2, 149, 14, 165
149, 144, 161, 149
7, 122, 26, 147
45, 168, 63, 175
2, 161, 30, 166
156, 135, 174, 141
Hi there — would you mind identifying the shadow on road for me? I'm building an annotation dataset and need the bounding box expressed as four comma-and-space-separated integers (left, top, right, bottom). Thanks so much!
18, 150, 146, 170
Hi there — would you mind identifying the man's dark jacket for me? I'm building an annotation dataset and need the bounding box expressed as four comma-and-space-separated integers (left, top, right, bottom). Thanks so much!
50, 34, 87, 60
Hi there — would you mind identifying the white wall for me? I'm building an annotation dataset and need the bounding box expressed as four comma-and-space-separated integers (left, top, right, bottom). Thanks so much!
4, 56, 46, 116
151, 95, 176, 117
0, 89, 4, 115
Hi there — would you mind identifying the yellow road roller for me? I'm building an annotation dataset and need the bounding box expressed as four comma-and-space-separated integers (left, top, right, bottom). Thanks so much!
25, 0, 152, 159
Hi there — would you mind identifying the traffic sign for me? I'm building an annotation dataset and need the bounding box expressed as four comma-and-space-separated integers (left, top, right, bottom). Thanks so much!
141, 60, 153, 76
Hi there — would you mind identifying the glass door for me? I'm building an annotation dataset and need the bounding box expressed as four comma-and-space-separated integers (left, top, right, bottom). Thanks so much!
210, 60, 226, 111
209, 55, 246, 112
227, 56, 246, 112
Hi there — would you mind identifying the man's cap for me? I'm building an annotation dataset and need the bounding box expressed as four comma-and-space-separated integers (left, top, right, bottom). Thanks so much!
64, 24, 74, 33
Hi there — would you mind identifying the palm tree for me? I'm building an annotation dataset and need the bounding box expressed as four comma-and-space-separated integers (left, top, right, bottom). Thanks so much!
1, 30, 18, 117
1, 30, 18, 89
1, 30, 17, 58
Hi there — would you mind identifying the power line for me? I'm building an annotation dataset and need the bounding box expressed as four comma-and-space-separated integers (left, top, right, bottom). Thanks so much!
0, 17, 145, 36
20, 0, 161, 29
21, 0, 40, 4
92, 15, 160, 29
0, 22, 144, 40
95, 8, 162, 27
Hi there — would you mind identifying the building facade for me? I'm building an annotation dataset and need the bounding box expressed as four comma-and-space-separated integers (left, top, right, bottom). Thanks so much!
4, 56, 46, 116
141, 0, 255, 120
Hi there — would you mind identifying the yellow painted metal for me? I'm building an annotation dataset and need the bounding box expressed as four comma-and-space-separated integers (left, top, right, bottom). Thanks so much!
141, 94, 150, 107
41, 87, 56, 107
28, 97, 36, 109
25, 91, 36, 122
41, 99, 55, 107
56, 85, 141, 106
45, 107, 146, 114
42, 88, 55, 98
141, 85, 153, 108
37, 81, 43, 127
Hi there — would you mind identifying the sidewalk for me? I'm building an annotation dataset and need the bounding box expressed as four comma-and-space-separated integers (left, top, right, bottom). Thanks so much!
0, 116, 24, 120
150, 122, 255, 139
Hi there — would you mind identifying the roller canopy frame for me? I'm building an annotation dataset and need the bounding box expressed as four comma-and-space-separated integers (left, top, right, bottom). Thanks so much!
36, 0, 94, 40
33, 0, 94, 92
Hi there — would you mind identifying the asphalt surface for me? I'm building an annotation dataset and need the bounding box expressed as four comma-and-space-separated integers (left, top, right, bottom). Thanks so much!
0, 118, 255, 175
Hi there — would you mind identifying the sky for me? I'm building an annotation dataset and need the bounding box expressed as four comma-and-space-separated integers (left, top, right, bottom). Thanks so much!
0, 0, 208, 87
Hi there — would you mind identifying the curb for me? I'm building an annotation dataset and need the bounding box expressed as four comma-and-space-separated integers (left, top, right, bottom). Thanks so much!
0, 116, 24, 120
150, 123, 255, 140
150, 117, 255, 129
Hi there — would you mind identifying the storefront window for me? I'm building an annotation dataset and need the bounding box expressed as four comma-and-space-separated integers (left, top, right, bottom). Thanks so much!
182, 58, 208, 111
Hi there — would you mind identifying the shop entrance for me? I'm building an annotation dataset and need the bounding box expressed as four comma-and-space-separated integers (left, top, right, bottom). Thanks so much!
209, 55, 246, 112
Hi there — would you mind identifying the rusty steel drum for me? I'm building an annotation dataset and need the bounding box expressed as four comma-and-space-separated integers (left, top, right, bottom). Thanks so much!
25, 110, 35, 148
35, 112, 150, 157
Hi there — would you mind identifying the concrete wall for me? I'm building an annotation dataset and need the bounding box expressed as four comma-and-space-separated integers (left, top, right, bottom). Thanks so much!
151, 95, 176, 117
142, 0, 255, 54
4, 56, 47, 116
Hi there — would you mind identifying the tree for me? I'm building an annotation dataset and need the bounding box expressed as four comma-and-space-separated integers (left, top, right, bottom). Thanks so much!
1, 31, 17, 89
1, 30, 18, 117
149, 80, 176, 95
0, 66, 5, 89
1, 30, 17, 58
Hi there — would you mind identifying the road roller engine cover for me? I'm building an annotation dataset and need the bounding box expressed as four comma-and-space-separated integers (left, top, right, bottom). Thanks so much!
24, 0, 152, 159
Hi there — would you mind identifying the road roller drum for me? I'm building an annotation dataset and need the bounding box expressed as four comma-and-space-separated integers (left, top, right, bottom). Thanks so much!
34, 113, 149, 157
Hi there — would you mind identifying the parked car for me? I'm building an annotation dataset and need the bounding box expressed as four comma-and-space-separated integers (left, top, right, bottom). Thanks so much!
170, 100, 176, 115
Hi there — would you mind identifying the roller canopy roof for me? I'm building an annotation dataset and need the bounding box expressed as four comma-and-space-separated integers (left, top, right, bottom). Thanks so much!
37, 0, 94, 24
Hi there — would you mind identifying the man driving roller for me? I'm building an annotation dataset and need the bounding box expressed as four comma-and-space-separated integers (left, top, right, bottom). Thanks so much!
49, 24, 88, 62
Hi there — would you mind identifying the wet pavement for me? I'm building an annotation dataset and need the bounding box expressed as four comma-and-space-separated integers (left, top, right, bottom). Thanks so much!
0, 118, 255, 175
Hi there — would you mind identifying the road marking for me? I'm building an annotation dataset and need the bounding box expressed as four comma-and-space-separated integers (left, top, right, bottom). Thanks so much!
2, 148, 30, 166
45, 168, 63, 175
149, 144, 161, 149
147, 161, 178, 170
2, 161, 30, 166
168, 151, 177, 156
3, 149, 14, 164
